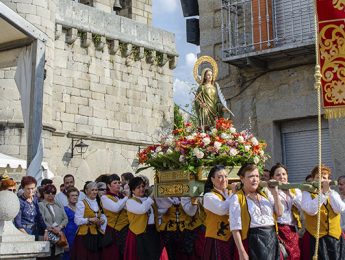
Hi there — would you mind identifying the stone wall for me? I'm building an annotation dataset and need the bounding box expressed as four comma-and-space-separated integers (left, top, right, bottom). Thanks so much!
0, 0, 176, 187
198, 0, 345, 179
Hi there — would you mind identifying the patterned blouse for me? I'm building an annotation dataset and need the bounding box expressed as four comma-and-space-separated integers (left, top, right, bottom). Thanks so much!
14, 195, 46, 238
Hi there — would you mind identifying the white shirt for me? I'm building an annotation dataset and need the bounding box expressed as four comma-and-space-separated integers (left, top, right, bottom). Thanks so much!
203, 189, 230, 216
156, 197, 198, 217
229, 191, 275, 231
101, 195, 128, 213
74, 197, 107, 232
55, 190, 86, 207
301, 190, 345, 216
341, 197, 345, 232
277, 189, 302, 225
126, 196, 155, 225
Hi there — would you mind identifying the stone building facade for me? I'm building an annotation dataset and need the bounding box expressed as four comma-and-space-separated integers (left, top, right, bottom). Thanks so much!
0, 0, 177, 187
197, 0, 345, 181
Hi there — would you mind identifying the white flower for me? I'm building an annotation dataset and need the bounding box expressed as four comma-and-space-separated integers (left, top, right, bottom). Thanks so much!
259, 150, 264, 156
251, 137, 259, 146
200, 133, 207, 137
214, 141, 222, 150
220, 133, 230, 139
229, 148, 239, 156
165, 136, 174, 146
230, 127, 236, 133
193, 148, 204, 159
237, 136, 244, 143
155, 146, 162, 153
211, 128, 218, 134
244, 145, 251, 151
179, 155, 185, 162
166, 149, 173, 154
186, 135, 194, 140
253, 156, 260, 164
158, 152, 164, 156
202, 137, 211, 145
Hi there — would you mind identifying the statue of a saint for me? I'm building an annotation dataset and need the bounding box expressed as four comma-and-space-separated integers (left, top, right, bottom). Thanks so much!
195, 68, 221, 128
193, 56, 234, 129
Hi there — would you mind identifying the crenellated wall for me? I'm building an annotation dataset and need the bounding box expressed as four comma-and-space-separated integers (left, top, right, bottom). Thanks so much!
0, 0, 177, 187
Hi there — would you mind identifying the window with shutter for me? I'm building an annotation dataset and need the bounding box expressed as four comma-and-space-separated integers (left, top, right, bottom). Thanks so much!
281, 118, 333, 183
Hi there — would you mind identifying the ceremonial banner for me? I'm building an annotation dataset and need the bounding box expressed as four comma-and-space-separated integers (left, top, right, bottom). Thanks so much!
317, 0, 345, 118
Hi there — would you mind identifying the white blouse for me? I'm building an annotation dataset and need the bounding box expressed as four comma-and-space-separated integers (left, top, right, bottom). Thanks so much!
74, 197, 107, 232
301, 190, 345, 216
101, 195, 128, 213
203, 189, 230, 216
229, 191, 275, 231
277, 189, 302, 225
126, 196, 155, 224
341, 197, 345, 232
156, 197, 198, 217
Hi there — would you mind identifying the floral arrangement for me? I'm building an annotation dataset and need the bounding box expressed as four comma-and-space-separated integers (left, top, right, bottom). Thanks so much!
137, 118, 269, 174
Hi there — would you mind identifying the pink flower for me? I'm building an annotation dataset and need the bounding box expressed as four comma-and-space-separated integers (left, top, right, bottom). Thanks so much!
214, 141, 222, 150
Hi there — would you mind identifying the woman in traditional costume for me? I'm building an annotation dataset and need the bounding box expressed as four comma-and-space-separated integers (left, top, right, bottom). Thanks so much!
338, 175, 345, 232
301, 165, 345, 259
202, 165, 234, 260
71, 182, 106, 260
183, 197, 206, 260
124, 177, 161, 260
157, 196, 203, 259
270, 163, 302, 260
101, 174, 129, 259
229, 163, 283, 260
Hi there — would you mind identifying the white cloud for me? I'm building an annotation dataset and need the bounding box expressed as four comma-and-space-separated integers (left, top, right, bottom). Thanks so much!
185, 52, 197, 68
173, 78, 197, 112
153, 0, 179, 13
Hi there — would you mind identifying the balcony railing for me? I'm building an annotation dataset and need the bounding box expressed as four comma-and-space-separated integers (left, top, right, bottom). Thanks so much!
221, 0, 316, 66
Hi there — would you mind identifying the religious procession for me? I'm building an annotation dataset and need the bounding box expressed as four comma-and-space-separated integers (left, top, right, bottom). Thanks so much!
1, 0, 345, 260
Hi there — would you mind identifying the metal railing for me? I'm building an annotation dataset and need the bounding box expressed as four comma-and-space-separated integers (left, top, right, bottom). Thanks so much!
221, 0, 315, 59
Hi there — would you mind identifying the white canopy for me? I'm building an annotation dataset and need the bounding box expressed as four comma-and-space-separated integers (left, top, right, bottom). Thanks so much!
0, 153, 54, 180
0, 2, 47, 182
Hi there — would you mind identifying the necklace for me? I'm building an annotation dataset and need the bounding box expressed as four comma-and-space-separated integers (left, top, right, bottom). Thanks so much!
246, 193, 267, 224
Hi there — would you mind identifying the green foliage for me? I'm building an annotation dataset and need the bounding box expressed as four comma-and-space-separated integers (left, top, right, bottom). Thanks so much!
92, 34, 102, 45
174, 104, 184, 130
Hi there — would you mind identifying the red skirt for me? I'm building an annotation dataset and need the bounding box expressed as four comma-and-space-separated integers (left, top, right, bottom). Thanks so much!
70, 235, 101, 260
277, 224, 300, 260
203, 237, 235, 260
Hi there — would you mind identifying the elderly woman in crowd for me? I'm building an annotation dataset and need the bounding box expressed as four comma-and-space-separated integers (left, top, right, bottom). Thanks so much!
39, 184, 68, 259
63, 187, 79, 260
14, 176, 46, 240
101, 174, 129, 259
71, 181, 106, 260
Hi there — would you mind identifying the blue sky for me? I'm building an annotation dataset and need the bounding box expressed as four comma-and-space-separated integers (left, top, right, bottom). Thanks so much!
152, 0, 200, 110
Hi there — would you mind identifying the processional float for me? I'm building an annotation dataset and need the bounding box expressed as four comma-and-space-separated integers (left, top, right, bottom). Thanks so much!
137, 0, 345, 258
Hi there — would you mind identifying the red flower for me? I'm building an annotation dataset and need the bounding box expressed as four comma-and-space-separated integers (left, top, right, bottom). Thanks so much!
215, 118, 233, 131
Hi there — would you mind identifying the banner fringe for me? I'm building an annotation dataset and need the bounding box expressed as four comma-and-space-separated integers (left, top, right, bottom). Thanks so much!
324, 108, 345, 119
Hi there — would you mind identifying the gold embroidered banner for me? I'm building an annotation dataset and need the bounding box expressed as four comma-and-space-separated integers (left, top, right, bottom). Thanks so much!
317, 0, 345, 118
